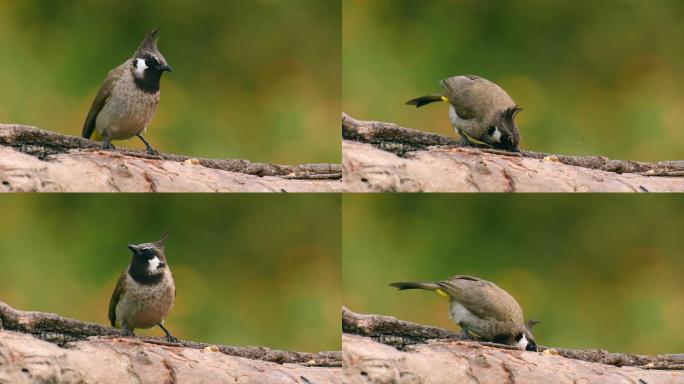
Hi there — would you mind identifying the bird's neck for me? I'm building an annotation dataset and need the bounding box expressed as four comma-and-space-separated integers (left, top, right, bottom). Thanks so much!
132, 69, 162, 94
128, 261, 165, 285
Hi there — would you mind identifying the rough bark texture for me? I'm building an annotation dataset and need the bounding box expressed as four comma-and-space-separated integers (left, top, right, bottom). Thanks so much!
343, 308, 684, 384
0, 301, 341, 383
342, 114, 684, 192
0, 124, 341, 192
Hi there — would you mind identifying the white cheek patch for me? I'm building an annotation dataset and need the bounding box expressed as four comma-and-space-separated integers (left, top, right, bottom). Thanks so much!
491, 127, 502, 143
147, 256, 161, 272
517, 334, 529, 350
134, 58, 148, 76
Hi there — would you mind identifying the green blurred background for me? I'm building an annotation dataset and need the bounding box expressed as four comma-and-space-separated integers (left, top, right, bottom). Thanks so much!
0, 0, 340, 163
343, 195, 684, 354
343, 0, 684, 160
0, 195, 341, 352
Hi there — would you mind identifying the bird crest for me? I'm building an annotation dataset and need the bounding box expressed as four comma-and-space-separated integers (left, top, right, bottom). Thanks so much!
134, 27, 161, 57
152, 229, 168, 250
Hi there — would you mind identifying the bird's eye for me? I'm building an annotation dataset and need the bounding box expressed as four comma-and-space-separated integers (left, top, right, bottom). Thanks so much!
145, 57, 159, 67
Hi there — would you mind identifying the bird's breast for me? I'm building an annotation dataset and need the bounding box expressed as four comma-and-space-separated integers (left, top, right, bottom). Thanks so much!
95, 84, 160, 140
449, 300, 512, 340
115, 273, 174, 329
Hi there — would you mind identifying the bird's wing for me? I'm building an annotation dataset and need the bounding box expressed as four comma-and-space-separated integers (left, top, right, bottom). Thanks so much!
439, 76, 480, 120
440, 76, 514, 121
437, 275, 521, 323
108, 269, 128, 327
82, 63, 126, 139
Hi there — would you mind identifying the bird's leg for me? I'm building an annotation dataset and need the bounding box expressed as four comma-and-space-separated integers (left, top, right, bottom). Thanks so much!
158, 323, 178, 343
136, 133, 158, 155
459, 323, 472, 340
121, 322, 134, 337
456, 133, 470, 147
102, 135, 115, 150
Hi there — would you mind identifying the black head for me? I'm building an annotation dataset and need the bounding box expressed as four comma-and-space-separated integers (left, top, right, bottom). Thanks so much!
517, 319, 539, 352
131, 28, 172, 93
486, 106, 522, 152
127, 231, 168, 285
513, 332, 537, 352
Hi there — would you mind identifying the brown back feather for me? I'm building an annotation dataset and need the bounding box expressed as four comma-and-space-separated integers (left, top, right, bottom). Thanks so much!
82, 63, 126, 138
440, 76, 516, 121
108, 269, 128, 327
436, 275, 524, 325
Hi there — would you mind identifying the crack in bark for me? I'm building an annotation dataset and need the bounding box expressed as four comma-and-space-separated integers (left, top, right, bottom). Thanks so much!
502, 169, 516, 192
501, 361, 515, 384
161, 356, 177, 384
142, 170, 158, 192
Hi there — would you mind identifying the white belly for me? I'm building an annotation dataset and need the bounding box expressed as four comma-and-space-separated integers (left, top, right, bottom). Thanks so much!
450, 301, 482, 328
448, 105, 466, 133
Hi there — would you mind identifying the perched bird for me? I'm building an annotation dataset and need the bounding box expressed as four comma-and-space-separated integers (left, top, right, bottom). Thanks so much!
82, 28, 172, 154
108, 232, 177, 342
390, 275, 537, 351
407, 75, 521, 151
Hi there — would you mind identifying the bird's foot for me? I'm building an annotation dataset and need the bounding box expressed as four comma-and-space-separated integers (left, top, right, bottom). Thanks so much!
459, 325, 472, 340
101, 141, 116, 151
158, 323, 178, 343
165, 334, 179, 343
136, 134, 159, 155
121, 326, 135, 337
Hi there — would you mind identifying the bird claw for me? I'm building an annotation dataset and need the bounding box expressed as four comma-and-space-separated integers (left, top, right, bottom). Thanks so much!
101, 141, 116, 151
165, 334, 179, 343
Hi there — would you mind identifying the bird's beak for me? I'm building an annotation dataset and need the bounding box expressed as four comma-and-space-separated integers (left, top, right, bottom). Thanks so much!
159, 64, 173, 73
127, 244, 141, 254
158, 261, 166, 268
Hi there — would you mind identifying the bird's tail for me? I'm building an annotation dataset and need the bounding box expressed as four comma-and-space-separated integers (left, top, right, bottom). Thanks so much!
406, 94, 447, 108
390, 281, 441, 291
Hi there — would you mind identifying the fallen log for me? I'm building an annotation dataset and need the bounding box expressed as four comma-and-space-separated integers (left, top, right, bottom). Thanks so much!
343, 307, 684, 383
342, 114, 684, 192
0, 124, 342, 192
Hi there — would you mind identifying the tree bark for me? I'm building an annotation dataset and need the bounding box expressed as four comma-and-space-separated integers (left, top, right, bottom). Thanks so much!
342, 114, 684, 192
343, 307, 684, 384
0, 124, 341, 192
0, 301, 341, 383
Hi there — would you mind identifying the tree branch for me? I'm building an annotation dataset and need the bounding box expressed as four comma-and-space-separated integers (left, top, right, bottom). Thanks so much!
342, 114, 684, 192
343, 308, 684, 383
0, 301, 341, 368
0, 124, 341, 192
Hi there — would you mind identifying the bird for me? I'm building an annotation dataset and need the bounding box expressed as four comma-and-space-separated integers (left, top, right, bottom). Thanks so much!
390, 275, 537, 351
82, 28, 172, 154
108, 231, 177, 342
406, 75, 521, 152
